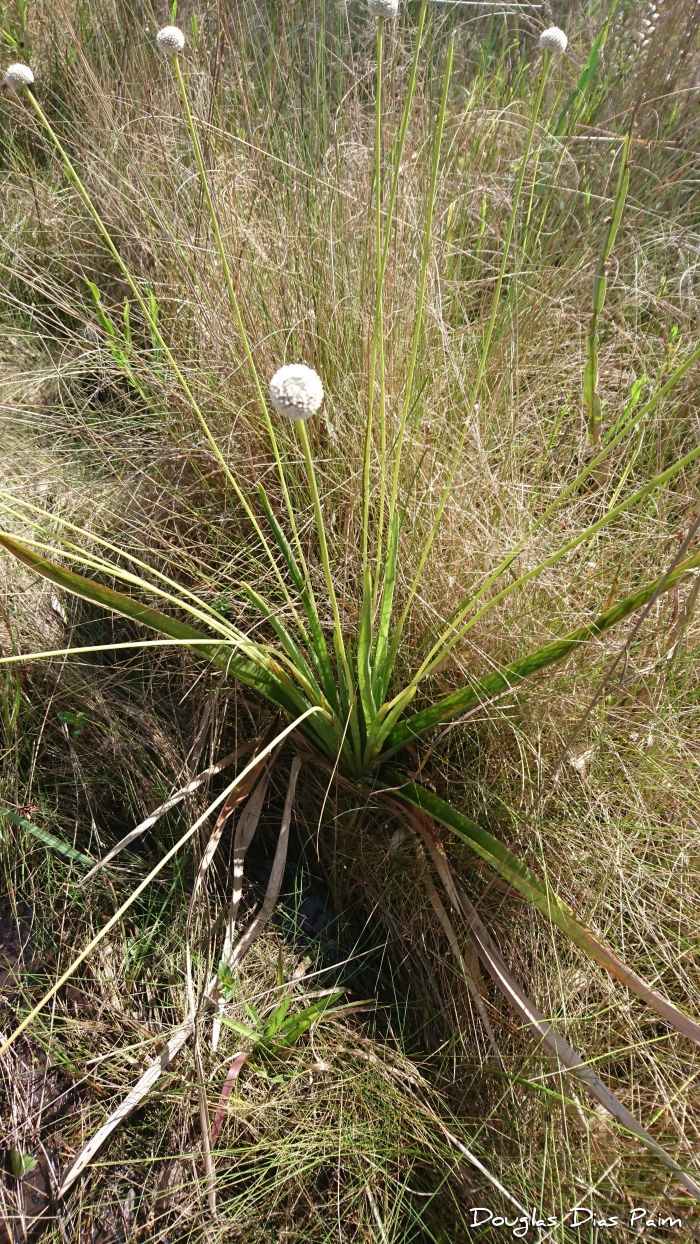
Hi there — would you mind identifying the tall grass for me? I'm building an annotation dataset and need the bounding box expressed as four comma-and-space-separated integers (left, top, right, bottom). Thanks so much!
2, 0, 700, 1235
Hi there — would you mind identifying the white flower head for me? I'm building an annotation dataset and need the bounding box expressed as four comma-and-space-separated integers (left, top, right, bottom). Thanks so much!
269, 364, 324, 421
539, 26, 568, 53
4, 63, 34, 90
368, 0, 399, 17
156, 26, 185, 56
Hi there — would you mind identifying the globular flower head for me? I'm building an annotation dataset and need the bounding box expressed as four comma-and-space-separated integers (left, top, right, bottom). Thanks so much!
156, 26, 185, 56
4, 63, 34, 90
539, 26, 568, 53
368, 0, 399, 17
269, 364, 324, 421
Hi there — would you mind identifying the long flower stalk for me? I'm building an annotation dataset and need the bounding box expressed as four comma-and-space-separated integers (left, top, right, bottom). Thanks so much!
386, 33, 454, 552
367, 0, 429, 611
295, 420, 362, 764
376, 16, 387, 590
17, 83, 298, 621
362, 15, 386, 589
387, 47, 555, 660
171, 54, 310, 584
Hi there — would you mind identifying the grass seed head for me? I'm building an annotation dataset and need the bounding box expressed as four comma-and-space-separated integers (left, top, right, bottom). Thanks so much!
539, 26, 568, 53
269, 364, 324, 420
4, 63, 34, 89
368, 0, 400, 17
156, 26, 185, 56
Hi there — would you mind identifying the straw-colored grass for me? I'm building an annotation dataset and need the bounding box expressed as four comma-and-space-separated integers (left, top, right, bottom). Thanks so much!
2, 0, 700, 1237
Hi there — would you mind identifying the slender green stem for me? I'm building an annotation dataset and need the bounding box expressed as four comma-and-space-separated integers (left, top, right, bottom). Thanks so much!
295, 420, 361, 762
172, 57, 310, 586
380, 0, 429, 283
386, 437, 700, 733
20, 86, 297, 616
389, 51, 553, 655
374, 19, 389, 609
366, 0, 429, 499
413, 330, 700, 666
374, 304, 387, 610
368, 0, 429, 613
362, 16, 385, 589
386, 33, 454, 548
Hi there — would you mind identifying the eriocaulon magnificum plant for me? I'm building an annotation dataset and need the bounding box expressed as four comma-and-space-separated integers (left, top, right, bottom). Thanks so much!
3, 17, 700, 1201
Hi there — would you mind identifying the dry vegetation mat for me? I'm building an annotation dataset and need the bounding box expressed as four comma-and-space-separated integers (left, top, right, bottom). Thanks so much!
1, 0, 700, 1238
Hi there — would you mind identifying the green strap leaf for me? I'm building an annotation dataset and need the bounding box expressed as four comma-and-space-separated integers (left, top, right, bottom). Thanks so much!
272, 991, 344, 1049
357, 569, 377, 733
243, 583, 322, 701
257, 483, 339, 712
383, 772, 700, 1045
265, 991, 291, 1038
372, 512, 399, 703
382, 547, 700, 755
0, 534, 299, 718
241, 585, 344, 761
219, 1017, 260, 1043
257, 483, 305, 594
603, 133, 632, 265
0, 808, 94, 869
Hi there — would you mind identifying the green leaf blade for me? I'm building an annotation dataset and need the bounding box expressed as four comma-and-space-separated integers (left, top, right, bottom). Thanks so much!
382, 547, 700, 755
0, 808, 94, 869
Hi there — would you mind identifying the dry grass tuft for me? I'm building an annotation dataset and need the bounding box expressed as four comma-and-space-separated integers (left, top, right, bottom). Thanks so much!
2, 0, 700, 1236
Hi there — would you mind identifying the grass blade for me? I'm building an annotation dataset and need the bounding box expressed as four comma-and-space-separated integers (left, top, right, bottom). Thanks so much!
382, 546, 700, 754
414, 814, 700, 1200
0, 808, 94, 870
384, 773, 700, 1046
0, 533, 300, 717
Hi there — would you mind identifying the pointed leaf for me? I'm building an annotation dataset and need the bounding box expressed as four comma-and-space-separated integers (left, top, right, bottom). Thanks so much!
0, 808, 94, 869
385, 773, 700, 1046
0, 534, 301, 717
273, 991, 344, 1049
357, 570, 377, 732
266, 991, 291, 1039
243, 583, 323, 700
381, 547, 700, 754
86, 280, 118, 339
10, 1151, 38, 1180
372, 513, 399, 702
219, 1017, 260, 1043
258, 484, 338, 712
603, 131, 632, 264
